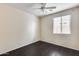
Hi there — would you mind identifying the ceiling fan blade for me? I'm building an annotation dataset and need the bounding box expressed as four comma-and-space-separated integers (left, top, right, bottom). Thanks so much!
33, 6, 56, 9
32, 3, 46, 9
33, 8, 41, 9
44, 7, 56, 9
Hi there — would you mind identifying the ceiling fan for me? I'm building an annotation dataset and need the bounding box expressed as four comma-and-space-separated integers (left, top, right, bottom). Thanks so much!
34, 3, 56, 12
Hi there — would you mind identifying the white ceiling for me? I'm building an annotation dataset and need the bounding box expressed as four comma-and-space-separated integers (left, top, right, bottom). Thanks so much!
5, 3, 79, 16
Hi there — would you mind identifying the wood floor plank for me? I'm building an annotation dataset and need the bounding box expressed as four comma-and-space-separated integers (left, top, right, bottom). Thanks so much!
1, 41, 79, 56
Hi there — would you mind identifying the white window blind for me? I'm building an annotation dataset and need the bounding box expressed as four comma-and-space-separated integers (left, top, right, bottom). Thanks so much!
53, 17, 61, 34
53, 15, 71, 34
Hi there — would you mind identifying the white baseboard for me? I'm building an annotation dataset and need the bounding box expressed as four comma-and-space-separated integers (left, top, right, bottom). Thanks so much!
0, 39, 39, 55
40, 40, 79, 51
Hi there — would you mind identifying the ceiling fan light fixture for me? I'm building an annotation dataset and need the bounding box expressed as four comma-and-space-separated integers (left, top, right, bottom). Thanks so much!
33, 3, 56, 13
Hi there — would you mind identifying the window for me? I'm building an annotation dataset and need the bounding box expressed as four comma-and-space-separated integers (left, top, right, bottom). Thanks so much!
53, 15, 71, 34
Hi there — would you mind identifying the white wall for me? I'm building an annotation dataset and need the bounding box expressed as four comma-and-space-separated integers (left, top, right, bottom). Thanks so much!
0, 4, 40, 54
40, 6, 79, 51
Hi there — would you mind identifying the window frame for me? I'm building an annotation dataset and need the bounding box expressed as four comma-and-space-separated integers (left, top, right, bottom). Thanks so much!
53, 15, 71, 34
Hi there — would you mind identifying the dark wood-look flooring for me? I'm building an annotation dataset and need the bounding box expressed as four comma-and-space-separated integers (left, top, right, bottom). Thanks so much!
1, 41, 79, 56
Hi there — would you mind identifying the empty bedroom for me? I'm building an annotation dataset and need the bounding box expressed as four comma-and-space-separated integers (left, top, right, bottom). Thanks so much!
0, 3, 79, 56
